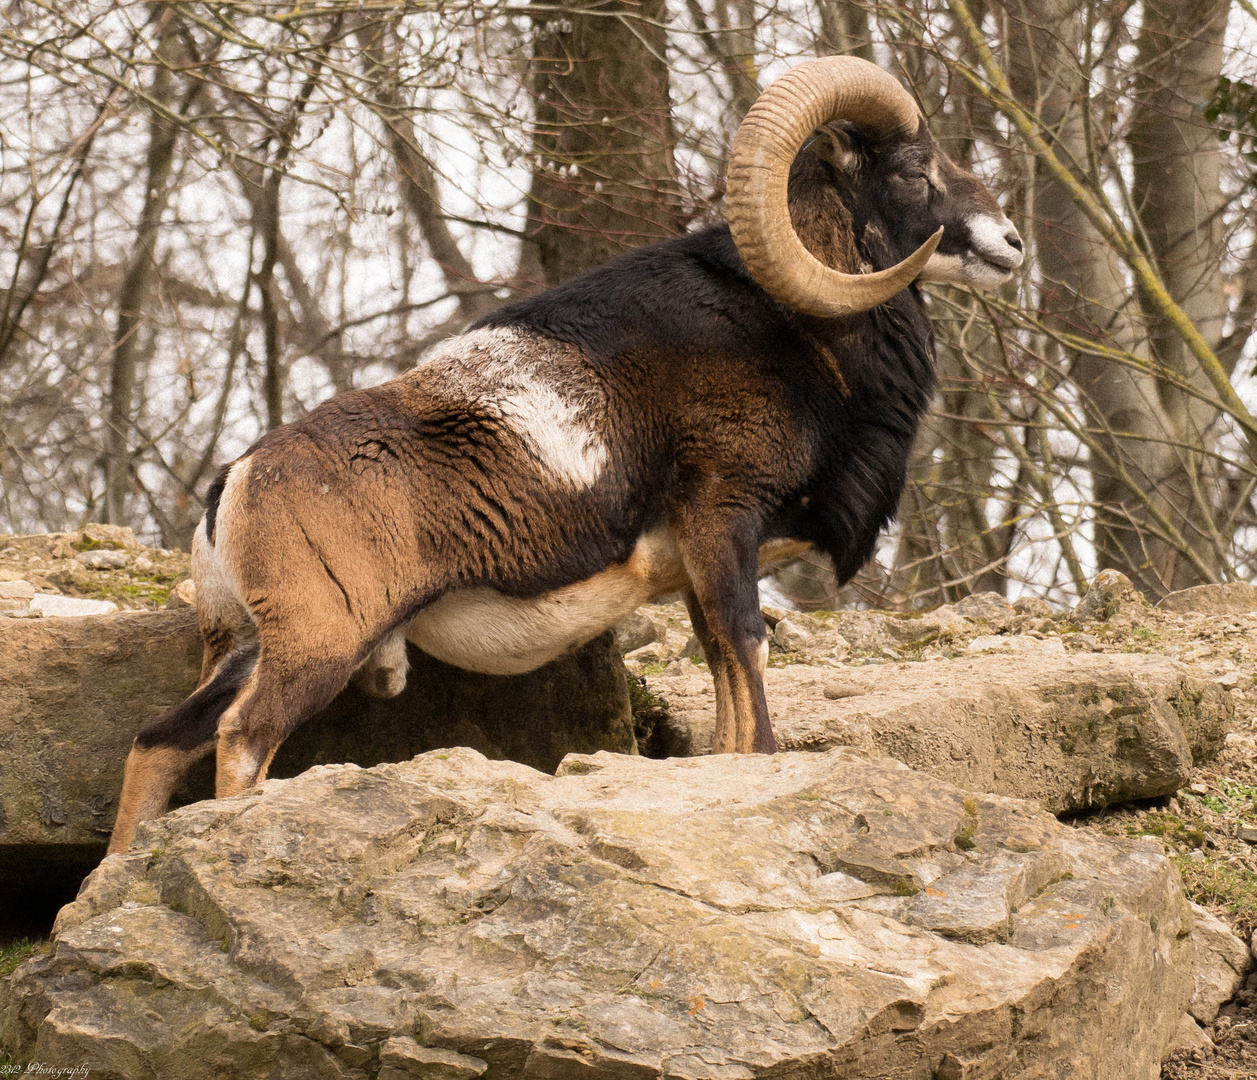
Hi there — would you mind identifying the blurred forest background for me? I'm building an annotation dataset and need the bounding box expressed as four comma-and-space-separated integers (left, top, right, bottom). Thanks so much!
0, 0, 1254, 610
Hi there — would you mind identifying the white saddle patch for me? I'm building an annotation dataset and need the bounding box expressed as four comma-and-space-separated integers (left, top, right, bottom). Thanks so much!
497, 372, 607, 489
418, 327, 608, 490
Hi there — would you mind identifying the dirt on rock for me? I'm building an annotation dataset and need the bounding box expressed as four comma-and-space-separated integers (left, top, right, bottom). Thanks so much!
0, 525, 190, 612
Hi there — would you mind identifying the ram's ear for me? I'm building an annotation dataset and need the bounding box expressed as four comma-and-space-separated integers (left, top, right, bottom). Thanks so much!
812, 124, 858, 174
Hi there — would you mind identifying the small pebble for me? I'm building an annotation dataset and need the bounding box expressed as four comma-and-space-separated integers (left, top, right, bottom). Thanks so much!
823, 681, 866, 700
760, 605, 790, 629
832, 633, 851, 663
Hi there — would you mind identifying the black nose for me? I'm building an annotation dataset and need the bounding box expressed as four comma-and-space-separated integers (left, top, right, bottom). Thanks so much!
1005, 232, 1023, 252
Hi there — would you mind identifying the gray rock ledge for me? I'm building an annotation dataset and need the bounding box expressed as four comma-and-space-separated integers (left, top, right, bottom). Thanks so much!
5, 748, 1194, 1078
647, 652, 1230, 813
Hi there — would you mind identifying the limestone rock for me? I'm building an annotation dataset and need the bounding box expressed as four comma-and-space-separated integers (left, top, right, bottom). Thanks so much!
949, 590, 1016, 631
0, 580, 35, 600
772, 616, 814, 652
646, 652, 1230, 812
1167, 1011, 1214, 1056
2, 529, 190, 612
1063, 632, 1103, 652
760, 604, 790, 628
613, 611, 666, 654
1157, 582, 1257, 617
1074, 569, 1149, 625
831, 608, 899, 652
164, 577, 197, 609
379, 1038, 487, 1079
75, 549, 130, 570
0, 612, 633, 850
42, 561, 91, 591
967, 633, 1066, 655
79, 523, 139, 551
833, 604, 971, 654
1014, 595, 1054, 619
1186, 901, 1251, 1025
831, 632, 851, 662
0, 609, 202, 846
5, 748, 1194, 1078
27, 595, 118, 617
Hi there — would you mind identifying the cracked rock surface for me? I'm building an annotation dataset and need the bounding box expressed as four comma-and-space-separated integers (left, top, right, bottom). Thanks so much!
6, 747, 1193, 1079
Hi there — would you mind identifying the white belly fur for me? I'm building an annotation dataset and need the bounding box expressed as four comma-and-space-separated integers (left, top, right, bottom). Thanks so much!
405, 527, 686, 675
403, 531, 812, 676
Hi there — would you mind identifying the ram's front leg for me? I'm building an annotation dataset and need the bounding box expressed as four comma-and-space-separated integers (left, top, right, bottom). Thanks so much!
679, 520, 775, 755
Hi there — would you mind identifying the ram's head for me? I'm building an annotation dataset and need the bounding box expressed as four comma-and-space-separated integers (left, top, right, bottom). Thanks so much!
726, 56, 1024, 316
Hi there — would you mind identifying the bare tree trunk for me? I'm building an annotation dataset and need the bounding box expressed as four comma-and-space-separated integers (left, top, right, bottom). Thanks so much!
525, 0, 682, 283
934, 354, 1016, 597
0, 89, 119, 374
103, 18, 188, 526
1002, 0, 1212, 595
220, 145, 351, 392
815, 0, 875, 62
1129, 0, 1232, 590
258, 170, 284, 432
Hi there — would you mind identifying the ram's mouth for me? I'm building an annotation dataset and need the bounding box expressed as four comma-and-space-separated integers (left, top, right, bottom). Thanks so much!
972, 251, 1020, 275
921, 246, 1017, 289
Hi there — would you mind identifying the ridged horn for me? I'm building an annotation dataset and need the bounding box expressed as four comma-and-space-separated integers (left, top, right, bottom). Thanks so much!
726, 56, 942, 317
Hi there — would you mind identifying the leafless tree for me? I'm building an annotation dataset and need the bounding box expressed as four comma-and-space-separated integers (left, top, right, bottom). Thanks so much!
0, 0, 1253, 610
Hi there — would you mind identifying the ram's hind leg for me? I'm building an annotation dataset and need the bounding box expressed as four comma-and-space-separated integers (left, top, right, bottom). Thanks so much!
108, 644, 258, 855
214, 614, 365, 799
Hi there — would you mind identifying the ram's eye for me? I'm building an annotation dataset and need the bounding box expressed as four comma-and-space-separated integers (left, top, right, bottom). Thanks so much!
900, 170, 928, 183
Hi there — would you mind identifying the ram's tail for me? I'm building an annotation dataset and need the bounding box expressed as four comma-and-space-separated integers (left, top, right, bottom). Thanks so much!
134, 641, 259, 752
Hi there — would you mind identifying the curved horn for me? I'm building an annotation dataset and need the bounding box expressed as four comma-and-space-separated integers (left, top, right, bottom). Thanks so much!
726, 56, 942, 318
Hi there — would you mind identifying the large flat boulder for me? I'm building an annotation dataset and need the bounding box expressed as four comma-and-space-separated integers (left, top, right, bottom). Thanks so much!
0, 611, 633, 850
646, 652, 1230, 812
5, 748, 1194, 1078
